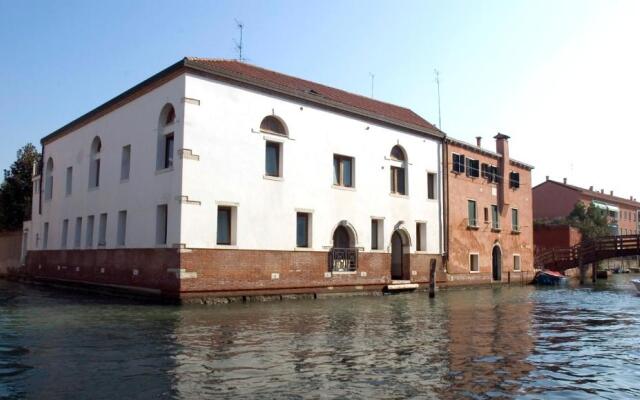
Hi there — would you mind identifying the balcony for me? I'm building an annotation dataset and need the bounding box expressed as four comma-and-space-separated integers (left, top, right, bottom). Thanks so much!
329, 248, 358, 272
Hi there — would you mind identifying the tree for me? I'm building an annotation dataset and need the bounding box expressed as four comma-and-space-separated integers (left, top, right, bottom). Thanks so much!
0, 143, 41, 231
566, 201, 611, 240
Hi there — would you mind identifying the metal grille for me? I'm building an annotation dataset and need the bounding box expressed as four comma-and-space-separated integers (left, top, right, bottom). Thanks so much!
329, 248, 358, 272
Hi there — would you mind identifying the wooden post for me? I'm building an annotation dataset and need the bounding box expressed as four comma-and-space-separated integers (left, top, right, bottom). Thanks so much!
592, 262, 597, 283
429, 259, 436, 298
579, 253, 585, 285
508, 271, 511, 284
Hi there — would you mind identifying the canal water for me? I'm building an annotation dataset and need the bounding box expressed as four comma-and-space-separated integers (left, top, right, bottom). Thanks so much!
1, 275, 640, 399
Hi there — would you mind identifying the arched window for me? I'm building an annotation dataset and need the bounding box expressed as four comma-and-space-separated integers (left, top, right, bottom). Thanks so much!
390, 145, 407, 195
260, 116, 287, 136
44, 157, 54, 200
89, 136, 102, 188
157, 104, 176, 170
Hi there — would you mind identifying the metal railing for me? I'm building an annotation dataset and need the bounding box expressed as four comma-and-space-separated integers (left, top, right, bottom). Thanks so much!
329, 247, 358, 272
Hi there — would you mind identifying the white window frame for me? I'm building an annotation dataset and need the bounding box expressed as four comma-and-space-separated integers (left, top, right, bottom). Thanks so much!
513, 254, 521, 271
469, 252, 480, 273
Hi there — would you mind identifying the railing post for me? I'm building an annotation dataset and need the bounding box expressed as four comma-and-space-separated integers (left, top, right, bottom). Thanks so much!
579, 252, 585, 285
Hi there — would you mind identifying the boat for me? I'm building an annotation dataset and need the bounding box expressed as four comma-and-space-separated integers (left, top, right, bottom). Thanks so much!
632, 279, 640, 292
533, 270, 568, 286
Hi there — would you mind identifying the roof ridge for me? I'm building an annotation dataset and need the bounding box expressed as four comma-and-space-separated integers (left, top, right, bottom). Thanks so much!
186, 57, 432, 122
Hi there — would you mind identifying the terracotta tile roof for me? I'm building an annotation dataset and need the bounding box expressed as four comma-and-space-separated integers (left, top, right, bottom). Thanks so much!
185, 58, 441, 135
538, 180, 640, 209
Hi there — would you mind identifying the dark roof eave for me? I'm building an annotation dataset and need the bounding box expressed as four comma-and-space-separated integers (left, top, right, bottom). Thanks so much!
41, 58, 188, 145
182, 60, 445, 140
41, 58, 444, 145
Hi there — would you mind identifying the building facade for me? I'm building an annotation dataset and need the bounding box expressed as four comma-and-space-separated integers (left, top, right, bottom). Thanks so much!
533, 178, 640, 235
21, 58, 449, 300
444, 135, 535, 284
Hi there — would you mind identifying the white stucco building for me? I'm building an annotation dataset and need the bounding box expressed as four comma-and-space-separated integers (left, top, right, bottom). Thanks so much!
22, 58, 445, 300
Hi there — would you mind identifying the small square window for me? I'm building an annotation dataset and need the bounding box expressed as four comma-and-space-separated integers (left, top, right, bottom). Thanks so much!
333, 155, 354, 188
470, 253, 479, 272
452, 153, 465, 173
513, 255, 521, 271
296, 212, 311, 248
416, 222, 427, 251
265, 141, 282, 177
427, 173, 437, 200
466, 159, 480, 178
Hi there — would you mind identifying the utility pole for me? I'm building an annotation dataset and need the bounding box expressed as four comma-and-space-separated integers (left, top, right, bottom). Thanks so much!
234, 19, 244, 61
369, 72, 375, 98
434, 69, 441, 129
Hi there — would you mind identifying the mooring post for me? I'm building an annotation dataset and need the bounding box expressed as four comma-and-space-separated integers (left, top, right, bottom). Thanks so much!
429, 259, 436, 298
579, 253, 585, 285
508, 271, 511, 284
592, 262, 597, 283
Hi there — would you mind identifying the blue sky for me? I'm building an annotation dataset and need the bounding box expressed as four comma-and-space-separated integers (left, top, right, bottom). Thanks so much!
2, 0, 638, 196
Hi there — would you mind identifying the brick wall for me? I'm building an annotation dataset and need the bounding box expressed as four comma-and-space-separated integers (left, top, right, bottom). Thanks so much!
534, 224, 582, 251
21, 248, 444, 299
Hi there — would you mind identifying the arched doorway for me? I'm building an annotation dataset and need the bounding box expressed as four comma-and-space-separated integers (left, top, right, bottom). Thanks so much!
492, 245, 502, 281
391, 230, 408, 280
333, 225, 352, 248
330, 224, 357, 272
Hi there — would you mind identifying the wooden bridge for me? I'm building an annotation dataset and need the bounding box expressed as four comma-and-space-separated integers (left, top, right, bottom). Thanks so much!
535, 234, 640, 283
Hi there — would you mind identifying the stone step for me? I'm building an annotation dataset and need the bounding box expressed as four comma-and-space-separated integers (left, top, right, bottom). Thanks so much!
386, 283, 419, 291
391, 280, 412, 285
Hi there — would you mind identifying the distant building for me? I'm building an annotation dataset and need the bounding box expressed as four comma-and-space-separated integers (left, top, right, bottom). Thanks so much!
533, 178, 640, 235
444, 135, 534, 284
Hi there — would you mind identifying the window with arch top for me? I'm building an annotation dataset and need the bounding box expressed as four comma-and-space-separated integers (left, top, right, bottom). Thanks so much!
260, 116, 287, 136
44, 157, 54, 200
157, 104, 176, 170
390, 145, 407, 195
89, 136, 102, 189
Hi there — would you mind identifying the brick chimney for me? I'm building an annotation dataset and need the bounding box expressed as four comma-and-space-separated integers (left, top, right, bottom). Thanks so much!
563, 178, 567, 184
494, 133, 510, 207
476, 136, 482, 147
546, 176, 549, 181
590, 186, 594, 191
610, 190, 614, 196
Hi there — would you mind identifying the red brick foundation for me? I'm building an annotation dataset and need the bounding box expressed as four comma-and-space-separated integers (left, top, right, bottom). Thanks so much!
19, 248, 445, 301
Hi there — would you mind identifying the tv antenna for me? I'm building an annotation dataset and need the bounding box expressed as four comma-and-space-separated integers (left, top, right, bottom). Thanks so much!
434, 69, 441, 129
369, 72, 375, 98
234, 19, 244, 61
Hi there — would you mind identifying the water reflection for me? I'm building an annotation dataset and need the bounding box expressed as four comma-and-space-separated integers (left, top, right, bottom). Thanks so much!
2, 276, 640, 399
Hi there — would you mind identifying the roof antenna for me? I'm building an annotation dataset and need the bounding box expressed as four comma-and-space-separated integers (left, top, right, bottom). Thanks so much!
234, 19, 244, 61
434, 69, 442, 129
369, 72, 375, 98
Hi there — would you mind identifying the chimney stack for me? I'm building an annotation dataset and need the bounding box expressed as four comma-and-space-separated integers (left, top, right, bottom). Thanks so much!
610, 190, 614, 196
589, 186, 594, 191
563, 178, 567, 184
631, 196, 634, 201
494, 133, 511, 207
476, 136, 482, 148
546, 175, 549, 181
601, 189, 604, 194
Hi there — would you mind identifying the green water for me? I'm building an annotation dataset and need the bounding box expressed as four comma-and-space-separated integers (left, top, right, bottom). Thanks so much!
1, 275, 640, 399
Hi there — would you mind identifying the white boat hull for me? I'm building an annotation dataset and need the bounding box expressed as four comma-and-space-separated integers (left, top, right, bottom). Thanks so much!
632, 279, 640, 292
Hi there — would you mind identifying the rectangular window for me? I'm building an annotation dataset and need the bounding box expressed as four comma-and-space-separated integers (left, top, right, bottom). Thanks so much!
65, 167, 73, 196
164, 133, 174, 169
427, 173, 437, 200
452, 153, 465, 173
512, 208, 520, 232
86, 215, 94, 248
466, 158, 480, 178
509, 172, 520, 189
484, 207, 489, 224
121, 145, 131, 181
371, 219, 384, 250
265, 141, 281, 177
217, 206, 232, 245
156, 205, 168, 245
333, 155, 354, 187
468, 200, 477, 227
93, 159, 101, 188
416, 222, 427, 251
514, 255, 521, 271
117, 210, 127, 246
43, 222, 49, 249
61, 219, 69, 249
74, 217, 82, 248
492, 205, 500, 230
45, 175, 53, 200
98, 213, 107, 247
489, 165, 500, 183
296, 212, 310, 248
470, 253, 479, 272
390, 166, 406, 195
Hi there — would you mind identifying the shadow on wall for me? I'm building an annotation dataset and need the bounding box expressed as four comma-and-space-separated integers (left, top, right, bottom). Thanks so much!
0, 231, 22, 277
